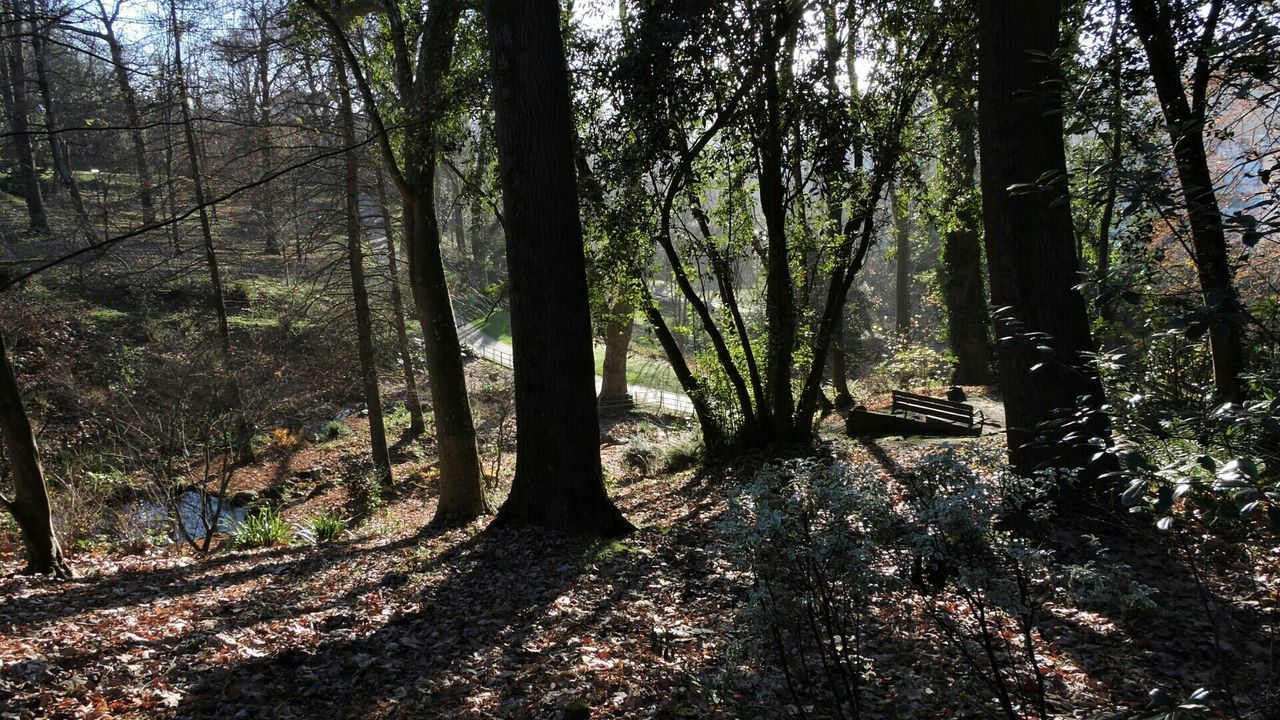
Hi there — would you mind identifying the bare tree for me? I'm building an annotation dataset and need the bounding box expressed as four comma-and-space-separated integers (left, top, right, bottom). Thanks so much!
0, 330, 71, 578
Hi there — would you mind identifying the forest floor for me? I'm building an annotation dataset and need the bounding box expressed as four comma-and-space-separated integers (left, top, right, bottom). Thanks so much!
2, 380, 1278, 719
1, 205, 1276, 719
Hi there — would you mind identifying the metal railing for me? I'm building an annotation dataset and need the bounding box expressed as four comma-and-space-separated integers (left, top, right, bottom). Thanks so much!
457, 322, 694, 417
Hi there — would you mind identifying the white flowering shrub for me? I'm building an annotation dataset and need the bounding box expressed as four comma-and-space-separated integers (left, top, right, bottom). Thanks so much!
721, 458, 898, 718
720, 447, 1066, 719
902, 447, 1057, 720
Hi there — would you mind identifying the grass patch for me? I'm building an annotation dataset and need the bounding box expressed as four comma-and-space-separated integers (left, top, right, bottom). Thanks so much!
226, 314, 280, 330
83, 306, 131, 324
228, 509, 292, 549
592, 344, 683, 393
470, 309, 512, 344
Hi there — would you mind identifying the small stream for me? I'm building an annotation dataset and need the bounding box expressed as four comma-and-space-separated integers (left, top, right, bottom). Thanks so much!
130, 491, 249, 542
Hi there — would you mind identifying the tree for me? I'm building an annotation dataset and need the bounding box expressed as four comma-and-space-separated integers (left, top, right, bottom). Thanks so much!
597, 298, 634, 408
303, 0, 486, 523
893, 185, 912, 338
373, 161, 426, 436
0, 330, 71, 578
977, 0, 1108, 475
935, 31, 993, 385
335, 50, 390, 483
1124, 0, 1247, 403
487, 0, 631, 536
27, 0, 91, 232
1, 0, 49, 233
81, 0, 156, 226
602, 0, 943, 447
170, 0, 254, 465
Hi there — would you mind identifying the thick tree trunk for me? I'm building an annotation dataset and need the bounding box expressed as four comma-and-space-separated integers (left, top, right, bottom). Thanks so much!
1, 2, 47, 233
938, 65, 993, 385
598, 298, 633, 404
1126, 0, 1244, 403
396, 2, 486, 525
171, 0, 253, 464
978, 0, 1108, 475
0, 331, 71, 578
374, 162, 425, 436
99, 14, 154, 226
336, 55, 390, 483
405, 185, 487, 521
488, 0, 631, 535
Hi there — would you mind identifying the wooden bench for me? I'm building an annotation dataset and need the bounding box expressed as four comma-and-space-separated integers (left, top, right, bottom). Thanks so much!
890, 390, 982, 431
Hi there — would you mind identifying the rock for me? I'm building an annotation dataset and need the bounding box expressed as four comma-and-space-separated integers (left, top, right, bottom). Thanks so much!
293, 466, 325, 481
229, 490, 258, 506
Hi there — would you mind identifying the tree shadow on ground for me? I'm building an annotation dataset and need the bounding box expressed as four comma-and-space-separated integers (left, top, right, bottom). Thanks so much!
175, 524, 614, 718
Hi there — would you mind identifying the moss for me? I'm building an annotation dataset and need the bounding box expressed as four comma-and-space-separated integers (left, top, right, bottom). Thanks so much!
83, 306, 131, 324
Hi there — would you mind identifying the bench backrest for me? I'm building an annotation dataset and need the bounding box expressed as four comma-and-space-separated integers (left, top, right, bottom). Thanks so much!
890, 390, 974, 426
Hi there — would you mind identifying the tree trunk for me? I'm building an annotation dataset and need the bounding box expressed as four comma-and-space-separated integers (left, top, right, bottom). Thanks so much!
938, 61, 994, 385
977, 0, 1108, 475
405, 184, 486, 521
159, 54, 181, 255
254, 6, 278, 255
468, 131, 490, 272
28, 0, 89, 228
99, 12, 154, 226
758, 8, 795, 439
822, 0, 853, 409
488, 0, 632, 536
1092, 6, 1124, 324
336, 54, 390, 483
374, 161, 426, 436
447, 166, 466, 255
394, 2, 486, 525
1126, 0, 1245, 403
641, 288, 727, 450
598, 297, 633, 404
894, 187, 912, 338
171, 0, 253, 464
830, 332, 852, 407
0, 330, 71, 578
1, 1, 47, 233
302, 0, 484, 521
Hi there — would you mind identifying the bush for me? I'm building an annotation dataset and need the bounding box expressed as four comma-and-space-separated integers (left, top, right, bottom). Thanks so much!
322, 420, 347, 441
903, 447, 1057, 720
861, 337, 952, 395
721, 458, 896, 717
269, 427, 300, 451
622, 427, 660, 477
661, 432, 704, 473
296, 510, 348, 544
228, 508, 292, 549
720, 448, 1059, 719
1097, 344, 1280, 535
342, 455, 385, 516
